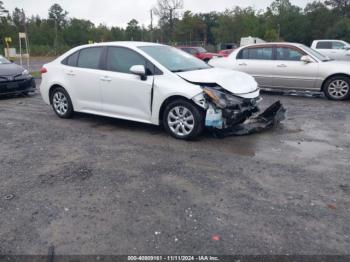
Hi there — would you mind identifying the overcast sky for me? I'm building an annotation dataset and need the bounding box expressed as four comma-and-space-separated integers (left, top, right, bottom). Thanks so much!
3, 0, 313, 27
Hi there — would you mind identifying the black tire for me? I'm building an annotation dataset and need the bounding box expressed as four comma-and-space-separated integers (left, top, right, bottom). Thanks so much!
323, 76, 350, 101
50, 87, 74, 118
163, 99, 205, 140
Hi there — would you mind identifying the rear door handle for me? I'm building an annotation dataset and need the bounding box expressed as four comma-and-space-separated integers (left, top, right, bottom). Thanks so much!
277, 64, 287, 68
238, 63, 247, 66
100, 76, 112, 82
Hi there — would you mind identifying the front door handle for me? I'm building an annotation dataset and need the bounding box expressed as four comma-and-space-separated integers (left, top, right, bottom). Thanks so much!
238, 63, 247, 66
277, 64, 287, 68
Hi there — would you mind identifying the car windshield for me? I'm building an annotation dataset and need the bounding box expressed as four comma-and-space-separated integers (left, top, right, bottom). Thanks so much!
0, 55, 11, 64
301, 45, 331, 61
139, 45, 210, 73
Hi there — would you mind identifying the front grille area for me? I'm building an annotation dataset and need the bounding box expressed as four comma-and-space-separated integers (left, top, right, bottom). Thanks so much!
0, 78, 35, 94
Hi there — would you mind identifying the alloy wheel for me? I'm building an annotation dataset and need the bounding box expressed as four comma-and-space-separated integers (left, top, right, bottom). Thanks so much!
167, 106, 195, 137
328, 79, 349, 99
53, 91, 69, 116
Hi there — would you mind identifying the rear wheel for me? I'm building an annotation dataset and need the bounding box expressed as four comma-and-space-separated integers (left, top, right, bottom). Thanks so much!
50, 87, 74, 118
163, 99, 205, 140
323, 76, 350, 101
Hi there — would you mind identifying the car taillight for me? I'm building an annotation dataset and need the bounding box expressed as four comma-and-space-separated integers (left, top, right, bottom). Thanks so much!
40, 67, 47, 74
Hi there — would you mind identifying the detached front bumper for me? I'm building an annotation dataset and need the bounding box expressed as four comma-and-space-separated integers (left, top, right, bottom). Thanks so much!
201, 86, 286, 137
214, 101, 286, 137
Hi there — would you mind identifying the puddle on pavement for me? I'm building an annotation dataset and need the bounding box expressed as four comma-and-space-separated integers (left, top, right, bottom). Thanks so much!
283, 140, 338, 158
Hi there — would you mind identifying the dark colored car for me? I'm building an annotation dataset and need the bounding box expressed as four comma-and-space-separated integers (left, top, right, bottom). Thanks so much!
0, 55, 36, 95
178, 46, 223, 62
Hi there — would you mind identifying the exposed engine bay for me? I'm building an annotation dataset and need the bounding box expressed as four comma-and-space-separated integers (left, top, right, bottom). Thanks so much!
196, 85, 286, 137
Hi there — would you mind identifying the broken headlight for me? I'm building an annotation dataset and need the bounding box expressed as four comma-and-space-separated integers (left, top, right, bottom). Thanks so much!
203, 86, 244, 109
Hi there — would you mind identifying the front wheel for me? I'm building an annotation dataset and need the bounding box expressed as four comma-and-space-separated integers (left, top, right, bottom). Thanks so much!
323, 76, 350, 101
163, 99, 205, 140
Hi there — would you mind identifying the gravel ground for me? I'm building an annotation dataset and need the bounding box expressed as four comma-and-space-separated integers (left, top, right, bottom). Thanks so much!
0, 81, 349, 255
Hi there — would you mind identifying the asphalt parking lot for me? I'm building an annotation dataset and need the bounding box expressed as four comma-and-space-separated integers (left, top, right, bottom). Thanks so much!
0, 80, 350, 255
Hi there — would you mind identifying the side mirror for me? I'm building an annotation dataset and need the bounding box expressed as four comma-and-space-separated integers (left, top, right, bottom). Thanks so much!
301, 55, 313, 63
10, 59, 14, 63
130, 65, 147, 80
343, 45, 350, 50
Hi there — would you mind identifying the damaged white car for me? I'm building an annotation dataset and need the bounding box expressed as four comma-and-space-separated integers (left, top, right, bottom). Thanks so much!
40, 42, 285, 140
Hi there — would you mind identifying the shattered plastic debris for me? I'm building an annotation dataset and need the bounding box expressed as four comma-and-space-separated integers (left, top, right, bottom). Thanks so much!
4, 194, 15, 200
213, 101, 286, 137
211, 235, 221, 241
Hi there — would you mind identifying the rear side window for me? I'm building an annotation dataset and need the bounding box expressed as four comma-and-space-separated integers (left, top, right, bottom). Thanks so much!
316, 42, 332, 49
238, 47, 273, 60
66, 52, 79, 67
276, 47, 303, 61
77, 47, 103, 69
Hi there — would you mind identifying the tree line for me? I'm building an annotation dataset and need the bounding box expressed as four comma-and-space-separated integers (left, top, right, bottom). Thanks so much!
0, 0, 349, 56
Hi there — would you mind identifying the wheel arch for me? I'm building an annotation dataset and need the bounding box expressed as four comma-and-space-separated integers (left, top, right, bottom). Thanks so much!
158, 95, 198, 126
48, 84, 75, 109
321, 73, 350, 91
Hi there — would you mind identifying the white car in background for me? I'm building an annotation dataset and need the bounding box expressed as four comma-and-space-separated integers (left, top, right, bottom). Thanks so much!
311, 40, 350, 61
210, 42, 350, 100
40, 42, 284, 140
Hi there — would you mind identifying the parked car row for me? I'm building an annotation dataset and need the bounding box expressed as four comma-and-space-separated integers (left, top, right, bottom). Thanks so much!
210, 42, 350, 100
3, 40, 348, 140
39, 42, 284, 140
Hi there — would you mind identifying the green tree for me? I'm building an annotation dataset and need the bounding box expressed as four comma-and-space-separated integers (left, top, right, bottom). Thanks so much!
304, 1, 335, 44
154, 0, 184, 42
175, 11, 207, 44
12, 8, 25, 30
125, 19, 141, 41
264, 29, 279, 41
48, 3, 68, 30
326, 17, 350, 42
0, 1, 8, 16
63, 19, 94, 45
325, 0, 350, 17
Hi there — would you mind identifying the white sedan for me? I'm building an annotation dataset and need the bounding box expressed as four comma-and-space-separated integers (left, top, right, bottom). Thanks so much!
210, 42, 350, 100
40, 42, 283, 140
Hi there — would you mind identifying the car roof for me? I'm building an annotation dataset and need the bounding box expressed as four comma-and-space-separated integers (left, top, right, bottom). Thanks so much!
241, 42, 303, 48
76, 41, 164, 49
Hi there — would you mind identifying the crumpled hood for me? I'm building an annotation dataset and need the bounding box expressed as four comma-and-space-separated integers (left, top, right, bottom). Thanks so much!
177, 68, 258, 95
0, 63, 25, 76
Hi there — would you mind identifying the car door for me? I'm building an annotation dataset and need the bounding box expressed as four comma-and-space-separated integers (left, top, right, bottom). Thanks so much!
99, 46, 155, 123
271, 46, 319, 90
234, 46, 274, 87
62, 47, 104, 112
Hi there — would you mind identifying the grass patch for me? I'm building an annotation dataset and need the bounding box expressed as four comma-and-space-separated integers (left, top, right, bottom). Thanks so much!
30, 71, 41, 78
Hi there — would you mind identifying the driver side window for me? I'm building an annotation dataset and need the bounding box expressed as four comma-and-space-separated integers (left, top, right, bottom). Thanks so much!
106, 47, 162, 75
106, 47, 147, 74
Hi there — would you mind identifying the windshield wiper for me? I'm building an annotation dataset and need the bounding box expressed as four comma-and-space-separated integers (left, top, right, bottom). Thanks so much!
172, 69, 187, 73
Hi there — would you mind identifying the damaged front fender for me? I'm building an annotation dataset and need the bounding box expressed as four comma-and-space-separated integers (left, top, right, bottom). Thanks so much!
200, 86, 286, 137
